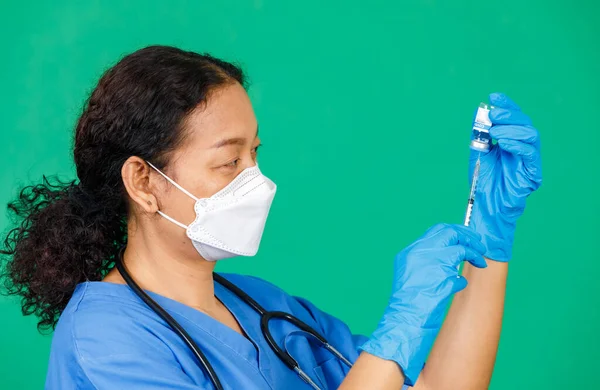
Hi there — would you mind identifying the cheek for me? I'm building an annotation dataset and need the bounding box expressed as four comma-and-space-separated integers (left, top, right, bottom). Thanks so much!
182, 167, 234, 200
195, 171, 235, 198
158, 187, 197, 225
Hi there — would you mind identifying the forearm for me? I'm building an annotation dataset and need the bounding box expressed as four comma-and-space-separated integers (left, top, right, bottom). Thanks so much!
338, 352, 405, 390
418, 260, 508, 390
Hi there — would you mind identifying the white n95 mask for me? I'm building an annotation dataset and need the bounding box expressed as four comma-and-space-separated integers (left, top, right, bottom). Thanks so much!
146, 161, 277, 261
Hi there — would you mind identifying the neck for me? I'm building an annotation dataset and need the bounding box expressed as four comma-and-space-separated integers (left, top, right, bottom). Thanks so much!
120, 226, 219, 313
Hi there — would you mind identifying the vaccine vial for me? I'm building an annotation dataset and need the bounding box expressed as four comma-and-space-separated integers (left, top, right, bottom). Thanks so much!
470, 102, 493, 152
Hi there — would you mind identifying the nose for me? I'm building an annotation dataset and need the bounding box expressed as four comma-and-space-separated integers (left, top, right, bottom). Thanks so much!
239, 151, 258, 171
244, 160, 257, 169
237, 161, 257, 173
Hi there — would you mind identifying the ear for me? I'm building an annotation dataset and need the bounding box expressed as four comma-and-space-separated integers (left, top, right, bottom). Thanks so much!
121, 156, 159, 213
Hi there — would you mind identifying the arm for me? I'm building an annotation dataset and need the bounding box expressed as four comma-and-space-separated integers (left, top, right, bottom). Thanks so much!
291, 296, 409, 390
417, 93, 542, 389
314, 94, 539, 390
339, 262, 506, 390
339, 352, 405, 390
417, 261, 507, 390
354, 224, 488, 388
294, 224, 487, 389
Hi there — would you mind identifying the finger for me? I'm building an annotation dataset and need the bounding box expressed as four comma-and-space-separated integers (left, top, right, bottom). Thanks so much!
445, 274, 468, 294
420, 223, 480, 247
422, 223, 450, 238
419, 224, 485, 254
490, 125, 539, 145
489, 92, 521, 110
436, 225, 486, 254
489, 108, 532, 126
497, 139, 538, 161
497, 140, 543, 186
464, 247, 488, 268
451, 227, 487, 255
440, 245, 488, 268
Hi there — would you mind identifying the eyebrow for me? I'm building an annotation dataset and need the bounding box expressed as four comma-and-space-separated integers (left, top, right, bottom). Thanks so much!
210, 125, 259, 149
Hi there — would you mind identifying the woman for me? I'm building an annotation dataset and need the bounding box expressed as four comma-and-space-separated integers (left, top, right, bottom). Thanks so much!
1, 46, 542, 389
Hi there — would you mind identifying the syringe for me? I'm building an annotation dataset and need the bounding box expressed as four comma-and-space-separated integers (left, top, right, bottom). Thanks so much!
464, 102, 493, 227
458, 102, 492, 273
464, 155, 481, 227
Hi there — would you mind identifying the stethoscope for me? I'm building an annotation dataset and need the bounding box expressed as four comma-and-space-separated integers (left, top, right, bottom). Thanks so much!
115, 250, 353, 390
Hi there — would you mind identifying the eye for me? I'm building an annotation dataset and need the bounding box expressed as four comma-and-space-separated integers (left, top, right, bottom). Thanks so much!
252, 144, 262, 155
223, 158, 240, 168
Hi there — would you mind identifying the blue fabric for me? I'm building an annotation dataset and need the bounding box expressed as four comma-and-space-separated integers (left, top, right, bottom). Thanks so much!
469, 92, 543, 262
45, 274, 409, 389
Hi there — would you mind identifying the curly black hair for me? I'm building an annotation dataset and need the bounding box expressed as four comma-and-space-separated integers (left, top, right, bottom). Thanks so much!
1, 45, 245, 332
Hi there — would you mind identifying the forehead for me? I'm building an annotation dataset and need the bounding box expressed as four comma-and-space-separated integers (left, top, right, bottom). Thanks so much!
182, 82, 257, 147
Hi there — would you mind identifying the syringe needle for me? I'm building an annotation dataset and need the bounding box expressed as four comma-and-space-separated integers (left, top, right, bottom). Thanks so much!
457, 155, 481, 274
464, 155, 481, 227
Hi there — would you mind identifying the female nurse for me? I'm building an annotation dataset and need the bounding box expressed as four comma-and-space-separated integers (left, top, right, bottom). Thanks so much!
1, 45, 542, 389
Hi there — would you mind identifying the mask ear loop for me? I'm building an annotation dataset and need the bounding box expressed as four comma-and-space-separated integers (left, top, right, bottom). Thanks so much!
146, 160, 200, 202
145, 160, 199, 230
156, 210, 189, 230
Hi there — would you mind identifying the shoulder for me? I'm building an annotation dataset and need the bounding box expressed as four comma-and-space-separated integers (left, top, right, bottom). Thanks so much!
51, 282, 174, 362
48, 283, 208, 389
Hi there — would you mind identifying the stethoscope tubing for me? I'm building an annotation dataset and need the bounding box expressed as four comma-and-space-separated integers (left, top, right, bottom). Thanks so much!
115, 256, 224, 389
115, 251, 351, 390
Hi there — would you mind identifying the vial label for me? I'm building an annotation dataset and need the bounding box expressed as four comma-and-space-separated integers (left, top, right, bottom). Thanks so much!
470, 103, 493, 152
473, 105, 492, 133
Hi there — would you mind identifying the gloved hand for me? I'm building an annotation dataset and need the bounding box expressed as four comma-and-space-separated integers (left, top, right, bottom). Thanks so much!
469, 93, 543, 262
359, 224, 487, 386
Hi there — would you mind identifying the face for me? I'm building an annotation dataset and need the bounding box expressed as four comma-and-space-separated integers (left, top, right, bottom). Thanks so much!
125, 82, 261, 255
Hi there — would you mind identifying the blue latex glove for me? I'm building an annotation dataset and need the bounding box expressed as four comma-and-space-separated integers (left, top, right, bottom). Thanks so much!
359, 224, 487, 386
469, 93, 543, 262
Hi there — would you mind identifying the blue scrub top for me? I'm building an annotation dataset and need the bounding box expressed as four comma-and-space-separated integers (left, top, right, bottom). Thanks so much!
46, 273, 409, 389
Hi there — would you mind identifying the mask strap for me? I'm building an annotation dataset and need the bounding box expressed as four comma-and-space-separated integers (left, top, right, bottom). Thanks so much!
156, 210, 189, 230
146, 160, 200, 202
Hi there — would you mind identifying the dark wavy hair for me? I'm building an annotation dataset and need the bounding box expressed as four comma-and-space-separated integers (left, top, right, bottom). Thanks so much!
0, 45, 245, 332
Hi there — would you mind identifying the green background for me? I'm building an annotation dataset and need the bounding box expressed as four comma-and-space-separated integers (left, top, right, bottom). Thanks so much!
1, 1, 598, 389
